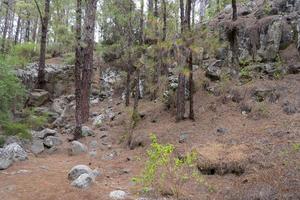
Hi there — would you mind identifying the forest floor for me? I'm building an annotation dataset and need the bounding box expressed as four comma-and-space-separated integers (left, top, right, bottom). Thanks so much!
0, 68, 299, 200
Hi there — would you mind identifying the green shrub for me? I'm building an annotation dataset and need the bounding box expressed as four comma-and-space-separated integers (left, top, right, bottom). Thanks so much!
0, 58, 25, 121
21, 108, 49, 130
7, 42, 38, 67
133, 134, 203, 198
0, 135, 5, 147
2, 122, 31, 140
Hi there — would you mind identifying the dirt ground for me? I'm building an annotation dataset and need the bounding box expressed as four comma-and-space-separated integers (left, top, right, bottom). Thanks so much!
0, 72, 299, 200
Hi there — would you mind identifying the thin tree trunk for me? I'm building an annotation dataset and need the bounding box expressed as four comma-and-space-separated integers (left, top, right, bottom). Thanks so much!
180, 0, 185, 34
36, 0, 51, 89
74, 0, 83, 140
162, 0, 167, 41
1, 2, 10, 54
125, 70, 131, 106
14, 16, 21, 44
81, 0, 97, 123
232, 0, 237, 21
32, 19, 38, 43
176, 73, 185, 121
25, 17, 31, 42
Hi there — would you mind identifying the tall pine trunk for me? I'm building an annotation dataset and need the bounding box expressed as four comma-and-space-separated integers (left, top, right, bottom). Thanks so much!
14, 16, 21, 44
1, 2, 10, 54
81, 0, 97, 123
36, 0, 50, 89
74, 0, 83, 140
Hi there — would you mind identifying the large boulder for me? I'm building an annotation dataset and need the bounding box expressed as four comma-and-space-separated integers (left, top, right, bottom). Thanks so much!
4, 143, 28, 161
43, 136, 63, 148
68, 165, 93, 180
31, 139, 45, 155
109, 190, 127, 200
27, 89, 49, 106
71, 173, 93, 188
33, 128, 57, 139
205, 60, 223, 81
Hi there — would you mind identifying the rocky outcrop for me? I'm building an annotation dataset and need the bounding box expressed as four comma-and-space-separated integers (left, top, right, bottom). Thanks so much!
16, 63, 74, 98
0, 143, 28, 170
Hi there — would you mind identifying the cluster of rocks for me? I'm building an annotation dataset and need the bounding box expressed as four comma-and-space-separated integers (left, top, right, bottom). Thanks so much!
16, 63, 74, 98
0, 143, 28, 170
31, 128, 62, 155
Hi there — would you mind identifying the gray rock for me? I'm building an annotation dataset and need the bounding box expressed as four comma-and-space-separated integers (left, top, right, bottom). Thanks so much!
27, 89, 49, 106
82, 126, 95, 137
89, 140, 98, 149
93, 114, 105, 126
69, 141, 87, 156
68, 165, 93, 180
43, 136, 63, 148
4, 143, 27, 161
0, 148, 13, 170
205, 60, 223, 81
31, 140, 45, 155
109, 190, 127, 200
34, 128, 57, 139
179, 133, 189, 143
282, 101, 298, 115
71, 173, 93, 188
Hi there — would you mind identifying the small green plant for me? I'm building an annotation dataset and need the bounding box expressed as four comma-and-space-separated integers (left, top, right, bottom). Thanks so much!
22, 108, 49, 130
2, 122, 31, 140
133, 134, 203, 199
263, 0, 272, 15
0, 136, 5, 147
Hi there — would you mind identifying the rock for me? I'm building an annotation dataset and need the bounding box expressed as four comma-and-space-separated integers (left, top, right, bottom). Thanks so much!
282, 101, 298, 115
81, 126, 95, 137
0, 148, 13, 170
69, 141, 87, 156
217, 128, 228, 135
43, 136, 63, 148
71, 173, 93, 188
287, 64, 300, 74
31, 140, 45, 155
252, 88, 279, 102
89, 140, 98, 149
109, 190, 127, 200
34, 128, 57, 139
51, 98, 67, 114
68, 165, 93, 180
4, 143, 27, 161
179, 133, 189, 143
27, 89, 49, 106
205, 60, 223, 81
89, 151, 97, 158
93, 114, 105, 126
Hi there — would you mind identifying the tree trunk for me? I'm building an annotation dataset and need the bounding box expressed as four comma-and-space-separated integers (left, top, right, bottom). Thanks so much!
36, 0, 51, 89
162, 0, 167, 41
25, 17, 31, 42
14, 16, 21, 44
74, 0, 83, 140
1, 2, 10, 54
81, 0, 97, 123
176, 73, 185, 121
180, 0, 184, 34
188, 49, 194, 120
32, 19, 38, 43
148, 0, 153, 15
125, 70, 131, 106
232, 0, 237, 21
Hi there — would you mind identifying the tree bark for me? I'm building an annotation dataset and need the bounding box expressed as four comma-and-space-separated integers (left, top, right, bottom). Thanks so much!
125, 70, 131, 106
81, 0, 97, 123
1, 2, 10, 54
180, 0, 185, 34
36, 0, 51, 89
162, 0, 167, 41
14, 16, 21, 44
232, 0, 237, 21
176, 73, 185, 121
74, 0, 83, 140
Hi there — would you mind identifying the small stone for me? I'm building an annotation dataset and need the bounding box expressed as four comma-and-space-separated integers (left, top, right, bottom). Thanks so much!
81, 126, 95, 137
31, 139, 45, 155
34, 128, 57, 139
89, 151, 97, 158
71, 173, 93, 188
89, 140, 98, 149
216, 128, 228, 135
43, 136, 62, 148
68, 165, 93, 180
109, 190, 127, 200
69, 141, 87, 156
179, 133, 189, 143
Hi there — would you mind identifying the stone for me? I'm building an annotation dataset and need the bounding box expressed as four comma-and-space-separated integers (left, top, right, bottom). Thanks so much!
81, 126, 95, 137
179, 133, 189, 143
31, 139, 45, 155
4, 143, 27, 161
217, 128, 228, 135
69, 141, 87, 156
89, 140, 98, 149
34, 128, 57, 139
27, 89, 49, 106
0, 148, 13, 170
71, 173, 93, 188
287, 64, 300, 74
282, 101, 298, 115
109, 190, 127, 200
93, 114, 105, 126
68, 165, 93, 180
89, 151, 97, 158
43, 136, 63, 148
205, 60, 223, 81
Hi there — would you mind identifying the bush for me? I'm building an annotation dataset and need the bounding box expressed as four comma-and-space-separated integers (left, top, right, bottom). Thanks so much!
133, 134, 203, 198
6, 42, 38, 67
0, 59, 25, 121
2, 122, 31, 140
